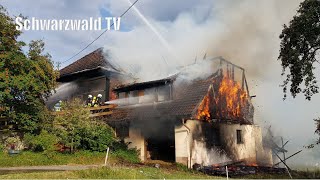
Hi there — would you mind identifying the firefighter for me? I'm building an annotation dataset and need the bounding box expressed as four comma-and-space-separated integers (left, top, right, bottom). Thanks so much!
86, 95, 93, 107
54, 100, 62, 111
92, 96, 98, 107
96, 94, 103, 106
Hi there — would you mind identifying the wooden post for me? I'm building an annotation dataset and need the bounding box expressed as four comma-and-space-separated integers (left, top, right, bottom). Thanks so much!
226, 166, 229, 180
281, 137, 286, 164
104, 147, 110, 166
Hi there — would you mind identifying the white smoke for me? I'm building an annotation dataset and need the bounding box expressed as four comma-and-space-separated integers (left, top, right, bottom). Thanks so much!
192, 140, 230, 166
102, 0, 301, 82
102, 0, 320, 167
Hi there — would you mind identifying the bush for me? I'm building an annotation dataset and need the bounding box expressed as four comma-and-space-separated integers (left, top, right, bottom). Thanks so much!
53, 98, 116, 152
110, 141, 140, 164
0, 143, 4, 152
78, 121, 116, 152
24, 130, 58, 152
111, 148, 140, 164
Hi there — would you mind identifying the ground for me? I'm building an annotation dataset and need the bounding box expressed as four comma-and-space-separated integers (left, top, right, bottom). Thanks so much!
0, 151, 319, 179
0, 165, 215, 179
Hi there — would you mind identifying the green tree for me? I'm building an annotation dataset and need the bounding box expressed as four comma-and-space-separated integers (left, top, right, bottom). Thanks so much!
279, 0, 320, 147
0, 5, 57, 133
278, 0, 320, 100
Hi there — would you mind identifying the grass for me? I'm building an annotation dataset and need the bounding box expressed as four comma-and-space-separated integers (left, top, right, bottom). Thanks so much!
239, 170, 320, 179
0, 166, 216, 179
0, 149, 139, 167
3, 150, 319, 179
0, 151, 106, 167
0, 149, 217, 179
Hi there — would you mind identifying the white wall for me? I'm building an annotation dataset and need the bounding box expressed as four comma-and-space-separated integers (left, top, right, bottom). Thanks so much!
219, 123, 273, 166
175, 120, 229, 167
124, 127, 147, 162
175, 120, 273, 168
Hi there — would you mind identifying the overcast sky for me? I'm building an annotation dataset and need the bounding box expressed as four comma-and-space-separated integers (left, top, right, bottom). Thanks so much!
1, 0, 319, 167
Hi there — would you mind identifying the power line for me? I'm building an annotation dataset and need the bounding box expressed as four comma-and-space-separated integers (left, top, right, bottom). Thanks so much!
61, 0, 139, 65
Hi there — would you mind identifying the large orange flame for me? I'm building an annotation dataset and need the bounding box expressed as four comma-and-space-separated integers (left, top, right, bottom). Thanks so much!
196, 76, 248, 121
196, 94, 211, 121
217, 76, 247, 119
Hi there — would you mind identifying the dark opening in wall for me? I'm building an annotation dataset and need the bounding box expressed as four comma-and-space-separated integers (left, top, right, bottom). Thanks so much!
145, 125, 175, 162
236, 129, 243, 144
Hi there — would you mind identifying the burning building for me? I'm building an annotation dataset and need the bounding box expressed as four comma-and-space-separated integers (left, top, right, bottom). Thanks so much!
46, 48, 128, 108
49, 48, 273, 168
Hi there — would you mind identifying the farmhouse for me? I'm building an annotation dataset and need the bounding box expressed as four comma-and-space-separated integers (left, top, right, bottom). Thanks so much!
48, 48, 273, 168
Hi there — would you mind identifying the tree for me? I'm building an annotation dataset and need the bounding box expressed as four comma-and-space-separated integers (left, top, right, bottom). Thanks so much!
279, 0, 320, 147
278, 0, 320, 100
0, 5, 57, 133
53, 99, 116, 153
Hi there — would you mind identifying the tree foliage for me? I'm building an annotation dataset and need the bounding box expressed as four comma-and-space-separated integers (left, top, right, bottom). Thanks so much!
53, 99, 116, 153
24, 130, 58, 152
0, 5, 57, 133
279, 0, 320, 100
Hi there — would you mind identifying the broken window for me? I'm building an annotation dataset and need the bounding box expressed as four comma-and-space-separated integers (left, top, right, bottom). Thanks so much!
236, 130, 243, 144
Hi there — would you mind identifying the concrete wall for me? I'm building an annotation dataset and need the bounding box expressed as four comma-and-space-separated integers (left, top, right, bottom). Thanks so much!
219, 123, 273, 166
124, 127, 147, 162
175, 125, 190, 166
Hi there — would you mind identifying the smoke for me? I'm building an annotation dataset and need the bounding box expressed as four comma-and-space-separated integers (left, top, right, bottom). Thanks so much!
192, 140, 230, 166
46, 82, 79, 108
103, 0, 301, 82
102, 0, 320, 167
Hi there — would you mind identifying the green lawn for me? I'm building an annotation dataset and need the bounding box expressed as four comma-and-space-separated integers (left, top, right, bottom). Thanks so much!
0, 151, 106, 167
0, 166, 216, 179
2, 151, 318, 179
0, 149, 139, 167
0, 150, 217, 179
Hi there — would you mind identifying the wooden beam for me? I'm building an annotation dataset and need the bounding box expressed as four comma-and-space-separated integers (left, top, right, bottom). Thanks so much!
274, 150, 302, 166
87, 105, 116, 111
89, 111, 113, 117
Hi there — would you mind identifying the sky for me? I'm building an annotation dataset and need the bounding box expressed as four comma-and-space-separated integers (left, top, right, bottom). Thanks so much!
1, 0, 320, 167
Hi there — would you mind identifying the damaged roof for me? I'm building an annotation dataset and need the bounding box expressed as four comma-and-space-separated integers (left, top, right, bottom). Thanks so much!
107, 73, 218, 122
113, 74, 178, 92
59, 48, 120, 78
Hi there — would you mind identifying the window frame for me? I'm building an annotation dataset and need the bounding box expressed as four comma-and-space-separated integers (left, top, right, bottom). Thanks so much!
236, 129, 243, 144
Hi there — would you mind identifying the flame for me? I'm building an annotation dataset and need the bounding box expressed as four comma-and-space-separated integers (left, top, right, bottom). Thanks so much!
216, 76, 247, 119
196, 75, 248, 121
196, 94, 211, 121
247, 163, 258, 167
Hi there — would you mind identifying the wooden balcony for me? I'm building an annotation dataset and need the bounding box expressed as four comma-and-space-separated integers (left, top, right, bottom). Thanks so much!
52, 104, 117, 118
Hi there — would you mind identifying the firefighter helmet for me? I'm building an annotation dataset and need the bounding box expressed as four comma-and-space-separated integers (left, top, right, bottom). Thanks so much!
97, 94, 102, 98
88, 94, 93, 98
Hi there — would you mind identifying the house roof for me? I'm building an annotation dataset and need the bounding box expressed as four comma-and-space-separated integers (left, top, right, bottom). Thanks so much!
59, 48, 120, 78
113, 74, 178, 92
106, 72, 218, 122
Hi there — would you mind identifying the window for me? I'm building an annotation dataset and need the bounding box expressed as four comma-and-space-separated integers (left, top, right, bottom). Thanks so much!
138, 90, 144, 103
236, 130, 243, 144
128, 90, 139, 104
140, 88, 156, 103
157, 84, 171, 102
117, 92, 129, 105
118, 92, 126, 99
